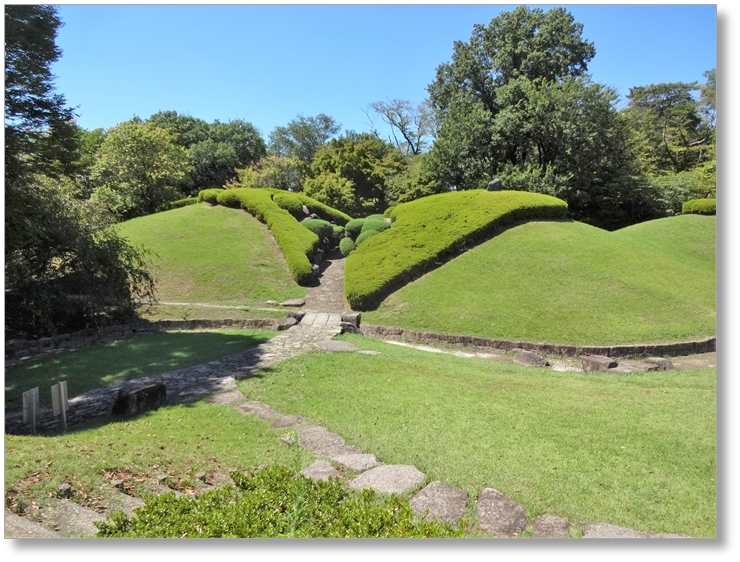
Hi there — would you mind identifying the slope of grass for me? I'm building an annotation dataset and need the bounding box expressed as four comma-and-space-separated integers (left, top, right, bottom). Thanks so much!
5, 330, 274, 409
363, 218, 715, 345
117, 203, 305, 306
237, 335, 716, 537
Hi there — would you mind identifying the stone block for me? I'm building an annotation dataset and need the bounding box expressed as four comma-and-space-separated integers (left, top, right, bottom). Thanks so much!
513, 349, 550, 367
643, 357, 675, 371
476, 488, 528, 537
111, 381, 166, 416
533, 514, 571, 538
340, 312, 361, 327
579, 354, 618, 372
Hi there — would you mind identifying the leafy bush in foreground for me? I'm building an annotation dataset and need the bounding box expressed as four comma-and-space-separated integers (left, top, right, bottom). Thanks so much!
301, 218, 335, 243
96, 465, 461, 538
339, 237, 356, 256
345, 190, 568, 310
682, 198, 716, 215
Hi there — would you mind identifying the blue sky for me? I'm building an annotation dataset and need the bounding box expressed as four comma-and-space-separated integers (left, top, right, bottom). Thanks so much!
51, 3, 718, 142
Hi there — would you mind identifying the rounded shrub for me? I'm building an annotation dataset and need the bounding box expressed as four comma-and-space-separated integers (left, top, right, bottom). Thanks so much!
273, 192, 306, 220
339, 236, 356, 256
682, 198, 716, 215
362, 218, 391, 234
355, 229, 379, 247
383, 206, 396, 219
169, 197, 198, 210
301, 218, 334, 242
197, 188, 223, 205
216, 189, 245, 209
345, 218, 366, 240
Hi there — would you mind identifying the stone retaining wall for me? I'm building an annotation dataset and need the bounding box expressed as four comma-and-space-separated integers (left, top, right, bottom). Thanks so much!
360, 325, 716, 359
5, 317, 296, 364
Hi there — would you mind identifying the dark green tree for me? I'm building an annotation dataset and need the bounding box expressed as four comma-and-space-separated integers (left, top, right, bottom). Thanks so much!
5, 5, 154, 337
268, 114, 341, 165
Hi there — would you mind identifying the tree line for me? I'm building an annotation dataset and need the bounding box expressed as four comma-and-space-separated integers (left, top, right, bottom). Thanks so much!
5, 5, 716, 338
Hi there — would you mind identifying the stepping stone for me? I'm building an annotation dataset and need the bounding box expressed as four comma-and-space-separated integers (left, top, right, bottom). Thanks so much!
314, 340, 358, 352
300, 312, 318, 326
349, 465, 425, 495
332, 454, 383, 472
297, 425, 345, 451
579, 355, 618, 372
270, 415, 310, 428
280, 298, 306, 307
40, 498, 106, 537
236, 401, 273, 416
300, 460, 343, 482
409, 481, 469, 526
476, 488, 529, 537
608, 361, 661, 374
315, 444, 364, 458
4, 509, 60, 538
513, 349, 550, 367
208, 390, 248, 406
579, 522, 691, 539
255, 406, 283, 421
643, 357, 675, 371
533, 514, 571, 538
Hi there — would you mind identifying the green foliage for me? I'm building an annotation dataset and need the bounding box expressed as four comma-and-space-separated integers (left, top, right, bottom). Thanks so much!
168, 197, 198, 209
361, 218, 390, 234
383, 206, 396, 219
272, 192, 304, 219
237, 155, 306, 192
339, 237, 356, 256
90, 120, 192, 220
197, 188, 223, 205
96, 464, 461, 538
682, 198, 716, 215
290, 192, 352, 226
344, 190, 568, 310
300, 219, 334, 242
344, 218, 366, 240
268, 113, 341, 165
355, 229, 380, 247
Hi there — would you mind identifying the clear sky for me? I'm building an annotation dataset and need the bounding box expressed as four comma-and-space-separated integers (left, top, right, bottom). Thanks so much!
50, 2, 718, 143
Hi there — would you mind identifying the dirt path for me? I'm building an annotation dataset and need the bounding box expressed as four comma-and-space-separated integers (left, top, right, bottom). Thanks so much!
304, 249, 348, 313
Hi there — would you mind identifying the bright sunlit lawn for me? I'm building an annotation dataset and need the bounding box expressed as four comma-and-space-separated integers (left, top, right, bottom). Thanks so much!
238, 334, 716, 537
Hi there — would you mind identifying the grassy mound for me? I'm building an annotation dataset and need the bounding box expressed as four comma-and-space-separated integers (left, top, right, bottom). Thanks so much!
239, 335, 716, 537
117, 203, 306, 306
363, 216, 715, 345
344, 190, 568, 310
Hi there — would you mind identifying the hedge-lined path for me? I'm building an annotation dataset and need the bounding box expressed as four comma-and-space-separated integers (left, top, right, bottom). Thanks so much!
303, 249, 348, 313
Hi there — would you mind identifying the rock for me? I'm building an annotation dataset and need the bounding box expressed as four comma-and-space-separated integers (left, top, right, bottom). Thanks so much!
349, 465, 425, 495
285, 310, 306, 322
409, 481, 469, 526
513, 349, 550, 367
208, 390, 247, 405
332, 454, 383, 472
340, 312, 361, 327
57, 483, 72, 498
314, 340, 358, 352
195, 472, 206, 482
111, 381, 166, 416
608, 361, 662, 374
579, 355, 618, 372
300, 460, 343, 482
4, 509, 60, 538
280, 298, 306, 307
643, 357, 675, 370
302, 205, 310, 216
486, 178, 503, 191
111, 479, 124, 489
316, 444, 364, 458
476, 488, 528, 537
270, 415, 309, 428
297, 425, 345, 451
533, 514, 571, 538
41, 499, 106, 537
580, 522, 649, 538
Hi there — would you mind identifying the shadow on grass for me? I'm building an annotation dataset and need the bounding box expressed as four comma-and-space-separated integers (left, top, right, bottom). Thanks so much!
5, 331, 273, 409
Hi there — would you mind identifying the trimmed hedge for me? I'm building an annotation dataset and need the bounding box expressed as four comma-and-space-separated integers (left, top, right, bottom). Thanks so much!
199, 188, 320, 285
198, 188, 223, 205
169, 197, 199, 210
383, 206, 396, 219
355, 229, 379, 247
339, 236, 356, 256
344, 218, 366, 240
263, 189, 352, 226
682, 198, 716, 215
345, 190, 569, 310
273, 192, 305, 220
301, 218, 334, 242
361, 218, 391, 234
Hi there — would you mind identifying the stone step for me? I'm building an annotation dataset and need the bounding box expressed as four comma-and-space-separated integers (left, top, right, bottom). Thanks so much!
4, 509, 61, 538
38, 498, 106, 537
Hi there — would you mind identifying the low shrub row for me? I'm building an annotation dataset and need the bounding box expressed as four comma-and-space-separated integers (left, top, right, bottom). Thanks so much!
345, 190, 569, 310
168, 197, 199, 210
198, 188, 320, 285
682, 198, 716, 215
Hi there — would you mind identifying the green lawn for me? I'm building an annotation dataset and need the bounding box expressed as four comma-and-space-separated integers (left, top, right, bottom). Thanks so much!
5, 331, 274, 409
363, 216, 716, 345
117, 203, 306, 308
238, 334, 716, 537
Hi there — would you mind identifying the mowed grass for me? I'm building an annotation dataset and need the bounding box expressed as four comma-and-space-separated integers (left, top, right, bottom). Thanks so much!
364, 216, 716, 345
5, 331, 274, 409
238, 335, 716, 537
4, 401, 313, 518
117, 203, 305, 307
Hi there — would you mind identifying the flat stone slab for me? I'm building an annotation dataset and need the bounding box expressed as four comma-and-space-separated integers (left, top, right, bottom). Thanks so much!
513, 349, 550, 367
643, 357, 675, 370
357, 350, 381, 356
579, 355, 618, 372
4, 509, 60, 538
208, 390, 248, 406
409, 481, 469, 526
533, 514, 571, 538
476, 488, 529, 537
300, 460, 343, 482
315, 444, 364, 458
349, 465, 425, 495
106, 491, 145, 518
297, 425, 345, 451
580, 522, 690, 539
608, 361, 662, 374
40, 498, 106, 537
270, 415, 310, 428
332, 454, 383, 472
280, 298, 306, 307
314, 340, 358, 352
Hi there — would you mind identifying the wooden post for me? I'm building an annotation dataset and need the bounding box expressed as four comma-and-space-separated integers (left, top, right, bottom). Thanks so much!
22, 387, 39, 434
51, 381, 69, 432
